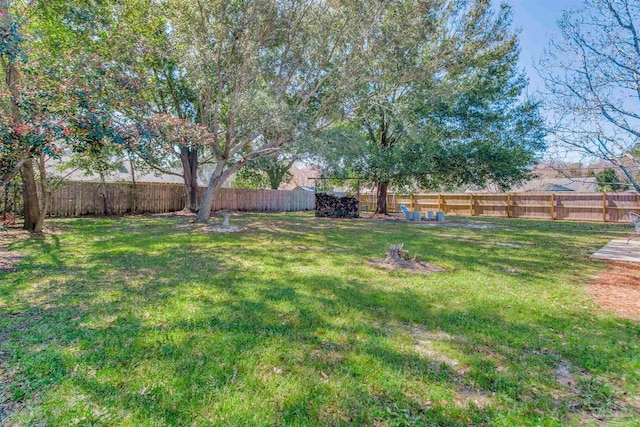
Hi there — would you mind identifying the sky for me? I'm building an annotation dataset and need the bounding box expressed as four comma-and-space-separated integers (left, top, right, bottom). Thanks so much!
507, 0, 588, 164
507, 0, 583, 95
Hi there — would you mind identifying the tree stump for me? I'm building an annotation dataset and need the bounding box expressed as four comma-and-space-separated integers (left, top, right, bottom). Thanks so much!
386, 244, 405, 262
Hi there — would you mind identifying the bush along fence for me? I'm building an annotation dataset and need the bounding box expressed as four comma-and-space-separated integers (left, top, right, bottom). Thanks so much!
359, 192, 640, 223
13, 181, 316, 217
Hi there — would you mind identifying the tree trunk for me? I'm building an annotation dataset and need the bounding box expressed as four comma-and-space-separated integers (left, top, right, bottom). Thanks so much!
180, 147, 199, 211
33, 153, 50, 233
376, 181, 389, 215
197, 163, 224, 223
20, 157, 42, 232
196, 162, 238, 223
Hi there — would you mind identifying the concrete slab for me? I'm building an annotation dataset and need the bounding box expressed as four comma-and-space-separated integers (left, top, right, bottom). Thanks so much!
592, 239, 640, 263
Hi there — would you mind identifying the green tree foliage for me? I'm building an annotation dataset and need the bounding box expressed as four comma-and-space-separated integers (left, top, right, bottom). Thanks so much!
127, 3, 212, 212
0, 0, 155, 230
135, 114, 217, 211
233, 153, 294, 190
1, 0, 547, 225
311, 1, 545, 213
593, 168, 625, 193
164, 0, 388, 222
233, 153, 295, 190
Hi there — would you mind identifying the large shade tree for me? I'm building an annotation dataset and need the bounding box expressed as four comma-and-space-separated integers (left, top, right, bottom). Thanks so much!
165, 0, 387, 223
131, 18, 212, 212
308, 0, 545, 213
0, 0, 148, 231
540, 0, 640, 192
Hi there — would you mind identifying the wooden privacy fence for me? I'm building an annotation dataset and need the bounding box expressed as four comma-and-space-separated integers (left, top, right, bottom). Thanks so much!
49, 181, 186, 216
46, 181, 315, 217
359, 192, 640, 223
197, 187, 315, 212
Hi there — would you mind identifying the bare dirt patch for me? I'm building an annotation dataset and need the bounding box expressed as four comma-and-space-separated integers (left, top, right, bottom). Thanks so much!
369, 258, 446, 274
0, 227, 28, 273
528, 349, 633, 423
359, 213, 403, 222
155, 212, 250, 234
423, 220, 495, 230
412, 338, 468, 375
147, 211, 247, 228
0, 252, 23, 274
174, 222, 249, 234
455, 387, 493, 409
146, 210, 197, 219
554, 360, 588, 394
392, 325, 472, 377
0, 359, 23, 425
589, 262, 640, 321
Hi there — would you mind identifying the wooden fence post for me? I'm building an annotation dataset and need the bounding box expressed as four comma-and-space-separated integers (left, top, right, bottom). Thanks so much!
410, 194, 415, 211
602, 193, 607, 222
550, 194, 556, 220
438, 194, 444, 213
469, 194, 475, 216
506, 194, 512, 218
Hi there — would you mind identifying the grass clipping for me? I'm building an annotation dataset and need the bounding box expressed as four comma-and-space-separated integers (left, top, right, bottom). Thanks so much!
369, 244, 446, 274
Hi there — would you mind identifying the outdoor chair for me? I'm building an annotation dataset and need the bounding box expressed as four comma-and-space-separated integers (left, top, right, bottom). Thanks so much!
629, 212, 640, 243
400, 205, 421, 221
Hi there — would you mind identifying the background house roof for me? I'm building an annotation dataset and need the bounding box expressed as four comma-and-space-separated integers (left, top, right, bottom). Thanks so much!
515, 177, 599, 192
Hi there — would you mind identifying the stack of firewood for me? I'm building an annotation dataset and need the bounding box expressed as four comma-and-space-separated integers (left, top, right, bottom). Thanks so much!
315, 193, 359, 218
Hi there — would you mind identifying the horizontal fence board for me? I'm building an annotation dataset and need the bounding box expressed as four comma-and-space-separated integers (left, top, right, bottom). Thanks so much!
359, 192, 639, 223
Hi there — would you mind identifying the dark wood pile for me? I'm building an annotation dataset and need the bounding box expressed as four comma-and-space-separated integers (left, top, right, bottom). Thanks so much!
315, 193, 359, 218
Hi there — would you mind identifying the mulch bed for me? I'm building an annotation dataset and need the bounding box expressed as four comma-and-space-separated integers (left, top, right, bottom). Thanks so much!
589, 262, 640, 321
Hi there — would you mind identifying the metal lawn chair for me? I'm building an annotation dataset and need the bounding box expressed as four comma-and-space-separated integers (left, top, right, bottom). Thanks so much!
628, 212, 640, 243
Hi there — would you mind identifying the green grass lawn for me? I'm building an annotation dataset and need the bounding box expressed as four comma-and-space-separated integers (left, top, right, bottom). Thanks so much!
0, 213, 638, 426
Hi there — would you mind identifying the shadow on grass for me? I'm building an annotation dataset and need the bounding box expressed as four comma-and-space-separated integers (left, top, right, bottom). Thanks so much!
1, 215, 637, 425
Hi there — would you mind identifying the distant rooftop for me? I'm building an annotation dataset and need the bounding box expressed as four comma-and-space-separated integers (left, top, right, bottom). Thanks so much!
516, 177, 599, 193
